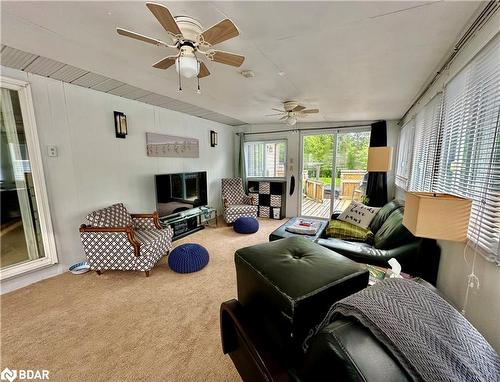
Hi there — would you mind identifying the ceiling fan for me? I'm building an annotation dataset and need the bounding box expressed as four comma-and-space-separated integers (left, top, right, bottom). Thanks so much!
116, 2, 245, 92
267, 101, 319, 126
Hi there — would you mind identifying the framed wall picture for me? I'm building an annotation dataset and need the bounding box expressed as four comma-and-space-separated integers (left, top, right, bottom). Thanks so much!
114, 111, 127, 138
146, 132, 199, 158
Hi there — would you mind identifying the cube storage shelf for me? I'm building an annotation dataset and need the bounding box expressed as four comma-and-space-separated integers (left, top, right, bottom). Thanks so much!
247, 179, 286, 220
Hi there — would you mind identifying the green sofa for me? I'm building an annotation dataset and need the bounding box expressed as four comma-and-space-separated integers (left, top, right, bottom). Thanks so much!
316, 200, 441, 284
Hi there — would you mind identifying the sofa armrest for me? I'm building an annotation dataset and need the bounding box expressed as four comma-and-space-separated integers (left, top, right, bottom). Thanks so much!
221, 299, 291, 382
316, 238, 420, 268
301, 317, 411, 382
131, 212, 162, 230
79, 224, 141, 256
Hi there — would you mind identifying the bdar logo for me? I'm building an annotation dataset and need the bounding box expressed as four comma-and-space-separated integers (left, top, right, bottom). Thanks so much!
0, 368, 17, 382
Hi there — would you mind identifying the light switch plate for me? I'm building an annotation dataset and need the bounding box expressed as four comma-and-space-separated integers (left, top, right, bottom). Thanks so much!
47, 145, 58, 157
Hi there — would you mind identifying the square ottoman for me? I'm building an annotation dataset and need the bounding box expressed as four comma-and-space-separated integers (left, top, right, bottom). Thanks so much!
235, 236, 368, 359
268, 217, 328, 242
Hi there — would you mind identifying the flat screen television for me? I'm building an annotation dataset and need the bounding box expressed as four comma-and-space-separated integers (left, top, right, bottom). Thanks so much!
155, 171, 208, 218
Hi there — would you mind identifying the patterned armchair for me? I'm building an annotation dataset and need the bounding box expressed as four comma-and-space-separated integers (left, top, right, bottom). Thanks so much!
79, 203, 173, 277
221, 178, 258, 224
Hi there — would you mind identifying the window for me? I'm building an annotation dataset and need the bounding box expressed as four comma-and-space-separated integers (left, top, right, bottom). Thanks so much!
434, 38, 500, 261
398, 36, 500, 262
409, 94, 443, 192
245, 141, 286, 178
395, 120, 415, 190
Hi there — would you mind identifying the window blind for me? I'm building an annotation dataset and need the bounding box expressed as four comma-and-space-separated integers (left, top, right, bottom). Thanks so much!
395, 120, 415, 190
409, 93, 443, 192
434, 37, 500, 261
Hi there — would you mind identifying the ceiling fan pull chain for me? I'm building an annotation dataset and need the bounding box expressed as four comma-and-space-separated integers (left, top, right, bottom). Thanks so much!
178, 67, 182, 92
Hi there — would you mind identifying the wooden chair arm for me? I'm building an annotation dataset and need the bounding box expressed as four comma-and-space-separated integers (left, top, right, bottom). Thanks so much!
130, 211, 162, 229
79, 224, 132, 233
79, 224, 141, 256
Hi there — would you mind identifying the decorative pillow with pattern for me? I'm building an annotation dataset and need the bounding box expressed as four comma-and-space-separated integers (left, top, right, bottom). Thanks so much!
325, 219, 374, 244
337, 201, 381, 230
86, 203, 134, 228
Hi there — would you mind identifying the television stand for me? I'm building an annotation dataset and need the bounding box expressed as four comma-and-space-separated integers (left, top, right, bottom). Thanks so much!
159, 207, 217, 241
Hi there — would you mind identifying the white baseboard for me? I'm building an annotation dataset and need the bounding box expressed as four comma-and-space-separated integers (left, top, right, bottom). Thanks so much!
0, 264, 65, 294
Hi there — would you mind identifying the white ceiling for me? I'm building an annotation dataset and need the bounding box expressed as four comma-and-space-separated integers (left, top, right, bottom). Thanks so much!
1, 1, 481, 125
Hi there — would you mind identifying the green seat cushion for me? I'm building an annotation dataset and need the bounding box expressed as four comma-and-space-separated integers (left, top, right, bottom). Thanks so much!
325, 220, 374, 244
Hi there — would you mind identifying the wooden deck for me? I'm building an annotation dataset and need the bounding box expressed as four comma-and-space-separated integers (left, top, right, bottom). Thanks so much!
302, 197, 351, 218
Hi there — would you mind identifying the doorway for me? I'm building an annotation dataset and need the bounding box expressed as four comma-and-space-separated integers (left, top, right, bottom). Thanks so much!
0, 77, 57, 279
300, 129, 370, 218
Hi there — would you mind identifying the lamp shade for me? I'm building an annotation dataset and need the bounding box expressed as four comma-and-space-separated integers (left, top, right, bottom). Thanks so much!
402, 192, 472, 242
367, 147, 393, 172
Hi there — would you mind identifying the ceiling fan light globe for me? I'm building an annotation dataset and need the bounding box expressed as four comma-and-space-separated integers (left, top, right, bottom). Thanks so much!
176, 56, 200, 78
286, 116, 297, 126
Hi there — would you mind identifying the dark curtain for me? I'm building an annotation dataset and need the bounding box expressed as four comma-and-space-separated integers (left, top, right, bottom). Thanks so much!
236, 133, 247, 191
366, 120, 388, 207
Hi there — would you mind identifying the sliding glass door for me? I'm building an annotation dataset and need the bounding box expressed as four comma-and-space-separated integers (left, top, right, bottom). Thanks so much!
300, 129, 370, 218
335, 130, 371, 211
302, 133, 335, 218
0, 77, 57, 278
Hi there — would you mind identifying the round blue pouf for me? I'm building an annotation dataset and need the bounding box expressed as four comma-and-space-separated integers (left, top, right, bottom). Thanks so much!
233, 216, 259, 234
168, 243, 209, 274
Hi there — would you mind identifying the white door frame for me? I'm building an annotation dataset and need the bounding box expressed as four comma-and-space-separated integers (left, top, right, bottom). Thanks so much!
0, 76, 58, 280
298, 127, 371, 218
2, 88, 39, 261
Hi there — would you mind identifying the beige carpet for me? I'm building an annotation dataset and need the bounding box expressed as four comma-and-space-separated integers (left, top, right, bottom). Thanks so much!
1, 219, 283, 382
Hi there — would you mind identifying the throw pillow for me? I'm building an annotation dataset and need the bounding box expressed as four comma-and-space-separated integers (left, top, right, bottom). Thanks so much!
325, 220, 374, 244
337, 201, 381, 229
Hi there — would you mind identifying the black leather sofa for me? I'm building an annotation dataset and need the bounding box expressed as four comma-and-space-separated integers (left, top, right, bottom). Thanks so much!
317, 200, 441, 284
221, 237, 442, 382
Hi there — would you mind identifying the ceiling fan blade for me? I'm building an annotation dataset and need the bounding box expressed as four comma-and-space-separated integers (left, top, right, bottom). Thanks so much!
272, 108, 286, 113
211, 50, 245, 67
146, 2, 182, 36
117, 28, 165, 46
302, 109, 320, 114
201, 19, 239, 46
152, 56, 176, 69
265, 113, 284, 116
279, 116, 288, 120
198, 62, 211, 78
292, 105, 306, 112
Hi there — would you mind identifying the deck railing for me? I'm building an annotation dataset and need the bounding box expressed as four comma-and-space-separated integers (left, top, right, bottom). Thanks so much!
340, 170, 365, 199
304, 179, 324, 202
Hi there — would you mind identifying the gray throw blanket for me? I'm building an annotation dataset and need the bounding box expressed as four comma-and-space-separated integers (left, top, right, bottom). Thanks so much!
306, 278, 500, 382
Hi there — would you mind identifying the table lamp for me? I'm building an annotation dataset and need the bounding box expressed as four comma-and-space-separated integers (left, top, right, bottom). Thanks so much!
402, 192, 472, 242
367, 147, 393, 172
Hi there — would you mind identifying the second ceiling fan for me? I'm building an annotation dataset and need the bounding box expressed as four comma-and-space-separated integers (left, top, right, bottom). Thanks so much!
117, 2, 245, 91
267, 101, 319, 126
